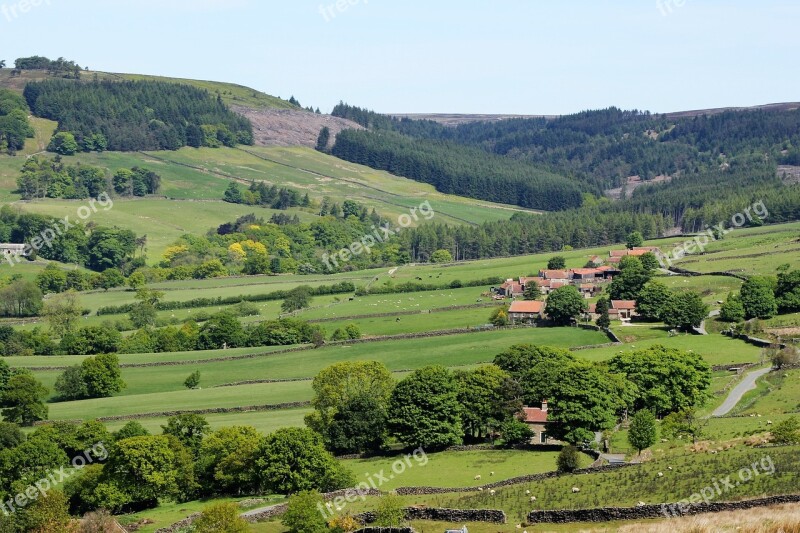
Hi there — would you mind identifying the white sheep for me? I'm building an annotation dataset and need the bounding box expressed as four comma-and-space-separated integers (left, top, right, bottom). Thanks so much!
478, 487, 483, 491
668, 466, 673, 471
637, 501, 646, 507
572, 487, 580, 493
525, 489, 531, 495
474, 474, 482, 480
657, 472, 663, 478
768, 420, 773, 425
490, 471, 495, 476
489, 489, 496, 496
530, 496, 537, 502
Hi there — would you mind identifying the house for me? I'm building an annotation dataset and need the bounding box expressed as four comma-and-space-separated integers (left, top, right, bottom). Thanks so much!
497, 279, 523, 298
508, 300, 544, 324
596, 265, 620, 278
609, 247, 663, 259
0, 244, 27, 260
578, 283, 599, 298
571, 268, 603, 280
611, 300, 637, 320
539, 269, 570, 280
588, 255, 604, 266
523, 401, 552, 444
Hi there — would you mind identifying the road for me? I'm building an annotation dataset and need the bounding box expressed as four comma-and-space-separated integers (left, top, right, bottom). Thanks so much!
712, 367, 772, 417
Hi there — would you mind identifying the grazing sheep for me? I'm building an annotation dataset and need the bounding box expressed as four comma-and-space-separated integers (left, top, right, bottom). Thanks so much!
530, 496, 537, 502
768, 420, 773, 425
657, 472, 663, 477
525, 489, 531, 495
490, 471, 495, 476
637, 501, 646, 507
668, 466, 673, 471
475, 475, 481, 480
572, 487, 580, 493
489, 489, 496, 496
478, 487, 483, 491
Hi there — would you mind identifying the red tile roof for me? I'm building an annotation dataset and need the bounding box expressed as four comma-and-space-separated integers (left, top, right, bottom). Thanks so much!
572, 268, 602, 276
587, 303, 597, 313
523, 407, 548, 423
611, 300, 637, 310
540, 270, 570, 280
509, 300, 544, 314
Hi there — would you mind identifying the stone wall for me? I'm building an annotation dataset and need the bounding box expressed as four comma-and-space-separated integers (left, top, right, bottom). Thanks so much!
526, 494, 800, 524
357, 507, 506, 524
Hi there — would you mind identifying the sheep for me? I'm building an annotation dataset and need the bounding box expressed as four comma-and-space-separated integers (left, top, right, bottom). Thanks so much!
668, 466, 673, 471
530, 496, 537, 502
768, 420, 773, 425
657, 472, 663, 478
490, 471, 495, 476
637, 501, 646, 507
474, 474, 482, 480
478, 487, 483, 491
572, 487, 580, 493
525, 489, 531, 495
489, 489, 496, 496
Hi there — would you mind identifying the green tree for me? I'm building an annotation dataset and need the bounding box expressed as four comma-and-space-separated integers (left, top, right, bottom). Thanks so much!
282, 286, 313, 313
42, 290, 82, 336
282, 491, 329, 533
0, 279, 43, 317
639, 252, 660, 272
548, 362, 628, 445
523, 282, 541, 300
54, 365, 88, 400
257, 427, 353, 494
662, 291, 709, 331
626, 231, 644, 249
35, 264, 68, 294
326, 392, 388, 454
720, 293, 746, 322
628, 409, 658, 455
15, 489, 74, 533
771, 416, 800, 445
547, 256, 566, 270
609, 256, 651, 300
81, 353, 125, 398
388, 365, 462, 449
196, 312, 246, 350
127, 271, 146, 290
556, 445, 581, 473
635, 281, 672, 321
113, 421, 150, 441
99, 268, 125, 291
198, 425, 264, 495
315, 127, 330, 152
223, 182, 243, 204
455, 365, 520, 440
374, 493, 407, 527
545, 285, 587, 325
596, 296, 611, 329
431, 249, 453, 263
661, 408, 704, 443
162, 414, 209, 457
48, 131, 79, 155
306, 360, 394, 443
184, 370, 201, 389
608, 345, 711, 416
0, 373, 49, 426
193, 502, 249, 533
0, 421, 25, 450
489, 305, 509, 326
500, 418, 534, 446
776, 270, 800, 313
740, 276, 778, 319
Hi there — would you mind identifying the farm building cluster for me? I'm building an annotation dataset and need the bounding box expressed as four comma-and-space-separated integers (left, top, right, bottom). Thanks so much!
493, 247, 663, 325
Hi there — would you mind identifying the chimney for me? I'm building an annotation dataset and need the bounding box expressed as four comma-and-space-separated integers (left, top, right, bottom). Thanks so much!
541, 400, 548, 412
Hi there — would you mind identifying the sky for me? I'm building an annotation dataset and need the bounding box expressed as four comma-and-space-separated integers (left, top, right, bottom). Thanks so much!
1, 0, 798, 115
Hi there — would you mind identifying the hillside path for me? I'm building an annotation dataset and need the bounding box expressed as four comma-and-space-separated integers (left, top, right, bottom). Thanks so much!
712, 367, 772, 417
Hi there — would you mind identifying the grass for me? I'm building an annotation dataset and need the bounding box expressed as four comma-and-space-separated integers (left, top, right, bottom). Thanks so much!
342, 449, 593, 491
737, 369, 800, 416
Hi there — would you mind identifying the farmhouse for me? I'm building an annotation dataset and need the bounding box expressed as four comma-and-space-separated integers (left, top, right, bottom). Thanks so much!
508, 300, 544, 324
0, 243, 27, 260
523, 401, 552, 444
609, 246, 663, 259
539, 269, 570, 280
610, 300, 637, 320
497, 279, 523, 298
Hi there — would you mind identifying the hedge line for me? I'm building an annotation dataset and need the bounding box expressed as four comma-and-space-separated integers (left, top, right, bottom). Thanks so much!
96, 281, 357, 316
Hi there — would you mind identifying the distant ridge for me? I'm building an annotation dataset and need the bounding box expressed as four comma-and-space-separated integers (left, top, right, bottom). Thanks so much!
390, 102, 800, 125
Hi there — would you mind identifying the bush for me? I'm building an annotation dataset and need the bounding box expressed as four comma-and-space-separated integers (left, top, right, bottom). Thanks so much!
556, 445, 581, 473
500, 419, 534, 446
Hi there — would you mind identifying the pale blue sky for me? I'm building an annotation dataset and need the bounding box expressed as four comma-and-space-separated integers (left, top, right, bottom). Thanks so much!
1, 0, 797, 114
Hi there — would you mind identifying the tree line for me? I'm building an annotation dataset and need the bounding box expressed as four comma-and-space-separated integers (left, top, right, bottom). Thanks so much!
0, 89, 34, 155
